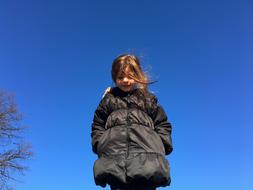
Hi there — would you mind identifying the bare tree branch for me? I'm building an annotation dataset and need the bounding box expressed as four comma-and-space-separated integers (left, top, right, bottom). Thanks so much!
0, 90, 32, 190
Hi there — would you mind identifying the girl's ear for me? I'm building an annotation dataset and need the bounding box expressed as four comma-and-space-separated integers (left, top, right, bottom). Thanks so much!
102, 87, 112, 98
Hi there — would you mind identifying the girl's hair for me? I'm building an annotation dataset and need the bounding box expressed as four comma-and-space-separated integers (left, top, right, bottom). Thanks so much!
111, 54, 152, 94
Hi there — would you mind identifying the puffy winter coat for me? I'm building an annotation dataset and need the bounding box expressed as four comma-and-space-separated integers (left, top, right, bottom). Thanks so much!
91, 87, 173, 188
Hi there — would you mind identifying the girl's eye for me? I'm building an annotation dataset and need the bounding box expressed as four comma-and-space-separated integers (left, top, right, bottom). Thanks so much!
117, 76, 124, 80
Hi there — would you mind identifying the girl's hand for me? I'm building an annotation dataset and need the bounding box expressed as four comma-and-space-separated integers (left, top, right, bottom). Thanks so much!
102, 87, 111, 98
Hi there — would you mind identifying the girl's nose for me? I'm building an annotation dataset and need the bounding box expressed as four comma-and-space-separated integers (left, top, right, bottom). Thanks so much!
123, 77, 129, 82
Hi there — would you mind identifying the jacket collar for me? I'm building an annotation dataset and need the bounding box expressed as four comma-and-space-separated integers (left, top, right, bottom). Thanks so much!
112, 87, 138, 97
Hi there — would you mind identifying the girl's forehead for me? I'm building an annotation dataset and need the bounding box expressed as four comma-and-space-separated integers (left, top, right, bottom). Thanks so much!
118, 66, 134, 76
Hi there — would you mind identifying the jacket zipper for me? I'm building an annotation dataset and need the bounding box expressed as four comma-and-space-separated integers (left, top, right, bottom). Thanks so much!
126, 94, 130, 158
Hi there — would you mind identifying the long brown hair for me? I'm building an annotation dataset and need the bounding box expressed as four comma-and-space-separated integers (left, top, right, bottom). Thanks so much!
111, 54, 153, 94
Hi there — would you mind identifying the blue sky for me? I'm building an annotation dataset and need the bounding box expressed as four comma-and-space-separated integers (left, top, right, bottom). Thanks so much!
0, 0, 252, 189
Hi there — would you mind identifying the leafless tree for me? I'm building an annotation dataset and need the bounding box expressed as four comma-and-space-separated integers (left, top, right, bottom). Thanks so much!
0, 90, 32, 190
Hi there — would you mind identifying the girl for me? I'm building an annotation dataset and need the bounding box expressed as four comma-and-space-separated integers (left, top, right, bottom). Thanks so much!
91, 54, 173, 190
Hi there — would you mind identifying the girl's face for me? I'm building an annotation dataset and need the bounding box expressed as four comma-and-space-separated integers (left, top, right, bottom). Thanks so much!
116, 68, 136, 92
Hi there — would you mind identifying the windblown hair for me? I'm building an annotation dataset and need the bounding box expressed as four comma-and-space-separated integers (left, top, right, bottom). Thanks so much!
111, 54, 153, 94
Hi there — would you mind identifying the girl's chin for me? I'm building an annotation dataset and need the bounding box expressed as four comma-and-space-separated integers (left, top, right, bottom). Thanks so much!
120, 86, 133, 92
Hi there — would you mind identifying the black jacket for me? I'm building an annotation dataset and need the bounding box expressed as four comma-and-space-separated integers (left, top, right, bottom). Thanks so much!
91, 87, 173, 187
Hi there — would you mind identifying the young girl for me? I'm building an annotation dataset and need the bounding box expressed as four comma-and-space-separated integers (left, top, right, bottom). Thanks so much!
91, 54, 173, 190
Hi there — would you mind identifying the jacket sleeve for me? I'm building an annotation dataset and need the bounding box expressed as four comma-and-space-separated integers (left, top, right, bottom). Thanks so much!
91, 95, 110, 154
151, 96, 173, 155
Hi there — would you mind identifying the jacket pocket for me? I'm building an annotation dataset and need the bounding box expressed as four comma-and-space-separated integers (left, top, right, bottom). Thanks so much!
97, 129, 110, 154
134, 125, 166, 154
152, 130, 166, 154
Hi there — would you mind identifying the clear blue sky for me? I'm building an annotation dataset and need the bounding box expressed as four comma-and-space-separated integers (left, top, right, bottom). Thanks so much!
0, 0, 252, 189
